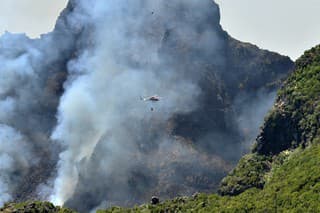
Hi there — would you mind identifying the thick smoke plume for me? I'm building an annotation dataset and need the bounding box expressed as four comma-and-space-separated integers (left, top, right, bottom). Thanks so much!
50, 0, 219, 206
0, 13, 74, 206
0, 0, 293, 211
0, 125, 33, 205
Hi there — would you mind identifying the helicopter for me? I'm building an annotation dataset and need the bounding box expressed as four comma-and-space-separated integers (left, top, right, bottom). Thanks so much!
140, 95, 162, 111
140, 95, 162, 102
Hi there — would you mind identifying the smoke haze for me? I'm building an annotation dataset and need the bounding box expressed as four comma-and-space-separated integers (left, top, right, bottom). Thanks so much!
0, 0, 293, 211
51, 0, 219, 206
0, 0, 67, 38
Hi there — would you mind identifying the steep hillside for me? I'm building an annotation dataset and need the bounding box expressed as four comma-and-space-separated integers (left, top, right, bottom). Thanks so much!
219, 45, 320, 195
95, 44, 320, 212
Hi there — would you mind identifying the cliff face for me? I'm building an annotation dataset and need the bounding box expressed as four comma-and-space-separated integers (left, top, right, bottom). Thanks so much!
0, 0, 293, 211
254, 46, 320, 155
219, 44, 320, 196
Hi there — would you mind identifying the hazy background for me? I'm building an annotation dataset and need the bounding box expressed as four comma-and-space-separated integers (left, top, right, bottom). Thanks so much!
215, 0, 320, 59
0, 0, 67, 38
0, 0, 319, 60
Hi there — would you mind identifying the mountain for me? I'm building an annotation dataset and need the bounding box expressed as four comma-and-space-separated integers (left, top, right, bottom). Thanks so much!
2, 44, 319, 213
0, 0, 293, 212
58, 1, 293, 211
94, 44, 319, 212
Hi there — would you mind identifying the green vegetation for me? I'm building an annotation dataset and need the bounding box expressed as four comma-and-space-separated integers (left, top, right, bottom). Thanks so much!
253, 47, 320, 155
218, 154, 271, 195
278, 64, 320, 140
279, 45, 320, 142
0, 201, 75, 213
220, 45, 320, 195
295, 45, 320, 69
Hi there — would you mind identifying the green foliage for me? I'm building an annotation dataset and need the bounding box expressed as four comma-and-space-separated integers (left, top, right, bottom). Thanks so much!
218, 43, 320, 199
278, 64, 320, 143
218, 154, 271, 195
0, 201, 75, 213
253, 44, 320, 156
295, 45, 320, 69
263, 144, 320, 212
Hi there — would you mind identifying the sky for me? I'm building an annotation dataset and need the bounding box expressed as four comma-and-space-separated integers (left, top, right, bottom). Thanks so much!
215, 0, 320, 59
0, 0, 319, 60
0, 0, 67, 38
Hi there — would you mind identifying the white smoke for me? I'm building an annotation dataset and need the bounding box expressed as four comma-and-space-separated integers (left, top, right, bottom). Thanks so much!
0, 18, 75, 204
235, 89, 277, 152
0, 125, 34, 206
0, 33, 40, 205
50, 0, 202, 204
